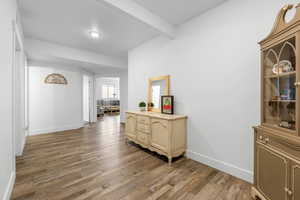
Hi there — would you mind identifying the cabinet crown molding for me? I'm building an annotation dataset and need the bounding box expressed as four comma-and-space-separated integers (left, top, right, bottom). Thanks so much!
260, 3, 300, 45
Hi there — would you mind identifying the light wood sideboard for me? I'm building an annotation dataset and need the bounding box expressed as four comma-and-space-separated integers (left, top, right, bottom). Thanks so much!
125, 111, 187, 165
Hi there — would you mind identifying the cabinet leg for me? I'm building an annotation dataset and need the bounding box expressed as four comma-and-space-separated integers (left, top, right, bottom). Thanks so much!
251, 187, 266, 200
168, 157, 172, 166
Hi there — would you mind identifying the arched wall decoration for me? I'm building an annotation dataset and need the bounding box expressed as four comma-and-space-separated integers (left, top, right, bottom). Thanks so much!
44, 73, 68, 85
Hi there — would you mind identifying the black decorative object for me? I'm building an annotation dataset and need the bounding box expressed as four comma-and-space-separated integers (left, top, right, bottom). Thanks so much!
161, 96, 174, 115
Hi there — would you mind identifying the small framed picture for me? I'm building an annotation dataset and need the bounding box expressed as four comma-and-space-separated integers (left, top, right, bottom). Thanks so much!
161, 96, 174, 115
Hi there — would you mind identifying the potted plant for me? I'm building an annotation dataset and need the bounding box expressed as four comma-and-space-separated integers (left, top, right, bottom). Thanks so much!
139, 101, 146, 111
148, 102, 154, 111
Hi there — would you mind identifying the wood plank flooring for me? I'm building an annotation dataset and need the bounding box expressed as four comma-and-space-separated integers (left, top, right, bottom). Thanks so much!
11, 116, 252, 200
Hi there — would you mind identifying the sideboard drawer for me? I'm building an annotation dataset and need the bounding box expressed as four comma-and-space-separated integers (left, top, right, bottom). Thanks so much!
137, 123, 150, 133
137, 116, 150, 125
258, 133, 300, 161
137, 132, 149, 146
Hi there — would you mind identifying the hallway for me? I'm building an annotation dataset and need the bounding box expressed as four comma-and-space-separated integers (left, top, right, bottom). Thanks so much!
11, 116, 251, 200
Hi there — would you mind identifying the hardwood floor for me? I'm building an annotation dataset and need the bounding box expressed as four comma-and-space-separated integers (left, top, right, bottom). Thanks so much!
11, 116, 252, 200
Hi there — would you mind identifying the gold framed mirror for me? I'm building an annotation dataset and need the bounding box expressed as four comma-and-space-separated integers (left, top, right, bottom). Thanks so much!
148, 75, 170, 112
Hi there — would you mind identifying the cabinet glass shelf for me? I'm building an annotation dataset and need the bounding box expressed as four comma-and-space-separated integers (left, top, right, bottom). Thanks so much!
264, 71, 296, 79
263, 37, 297, 132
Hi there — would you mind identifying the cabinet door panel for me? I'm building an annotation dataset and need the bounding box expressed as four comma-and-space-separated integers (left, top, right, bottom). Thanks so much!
262, 38, 297, 133
151, 119, 169, 152
126, 115, 136, 139
291, 161, 300, 200
256, 143, 289, 200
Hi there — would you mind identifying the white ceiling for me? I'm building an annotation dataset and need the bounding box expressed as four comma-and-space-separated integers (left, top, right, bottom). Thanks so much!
19, 0, 226, 73
133, 0, 226, 25
19, 0, 158, 58
28, 56, 127, 75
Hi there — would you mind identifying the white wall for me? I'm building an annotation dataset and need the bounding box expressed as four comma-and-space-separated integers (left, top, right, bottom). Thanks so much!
0, 0, 17, 199
28, 66, 85, 135
15, 3, 28, 157
128, 0, 300, 183
14, 32, 27, 156
25, 59, 29, 134
120, 71, 128, 123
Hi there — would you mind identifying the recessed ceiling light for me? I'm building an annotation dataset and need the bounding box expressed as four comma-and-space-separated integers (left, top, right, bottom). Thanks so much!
89, 30, 100, 39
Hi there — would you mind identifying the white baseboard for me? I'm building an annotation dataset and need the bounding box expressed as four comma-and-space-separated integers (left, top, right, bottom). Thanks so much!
3, 172, 15, 200
29, 123, 84, 136
16, 137, 26, 156
187, 150, 253, 183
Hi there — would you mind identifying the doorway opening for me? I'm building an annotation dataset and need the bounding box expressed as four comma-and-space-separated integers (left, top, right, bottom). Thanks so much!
96, 77, 120, 121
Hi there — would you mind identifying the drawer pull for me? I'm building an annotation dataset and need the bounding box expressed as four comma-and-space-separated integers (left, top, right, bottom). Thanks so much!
137, 124, 150, 133
138, 133, 148, 145
264, 138, 269, 144
258, 135, 269, 145
261, 140, 268, 145
285, 188, 293, 196
259, 139, 269, 145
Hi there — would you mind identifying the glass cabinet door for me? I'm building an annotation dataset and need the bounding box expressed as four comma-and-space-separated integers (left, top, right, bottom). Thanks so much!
263, 37, 297, 133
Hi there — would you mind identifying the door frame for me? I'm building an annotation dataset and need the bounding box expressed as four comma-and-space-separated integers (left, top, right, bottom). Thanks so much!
82, 74, 96, 124
12, 19, 25, 169
12, 19, 26, 158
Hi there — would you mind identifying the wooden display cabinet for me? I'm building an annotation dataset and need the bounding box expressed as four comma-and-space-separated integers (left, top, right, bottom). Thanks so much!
252, 4, 300, 200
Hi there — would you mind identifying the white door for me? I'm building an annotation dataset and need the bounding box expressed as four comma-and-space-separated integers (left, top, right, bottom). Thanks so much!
83, 75, 90, 123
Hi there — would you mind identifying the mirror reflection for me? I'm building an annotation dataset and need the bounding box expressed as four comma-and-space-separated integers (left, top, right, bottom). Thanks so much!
152, 80, 167, 109
148, 75, 170, 112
